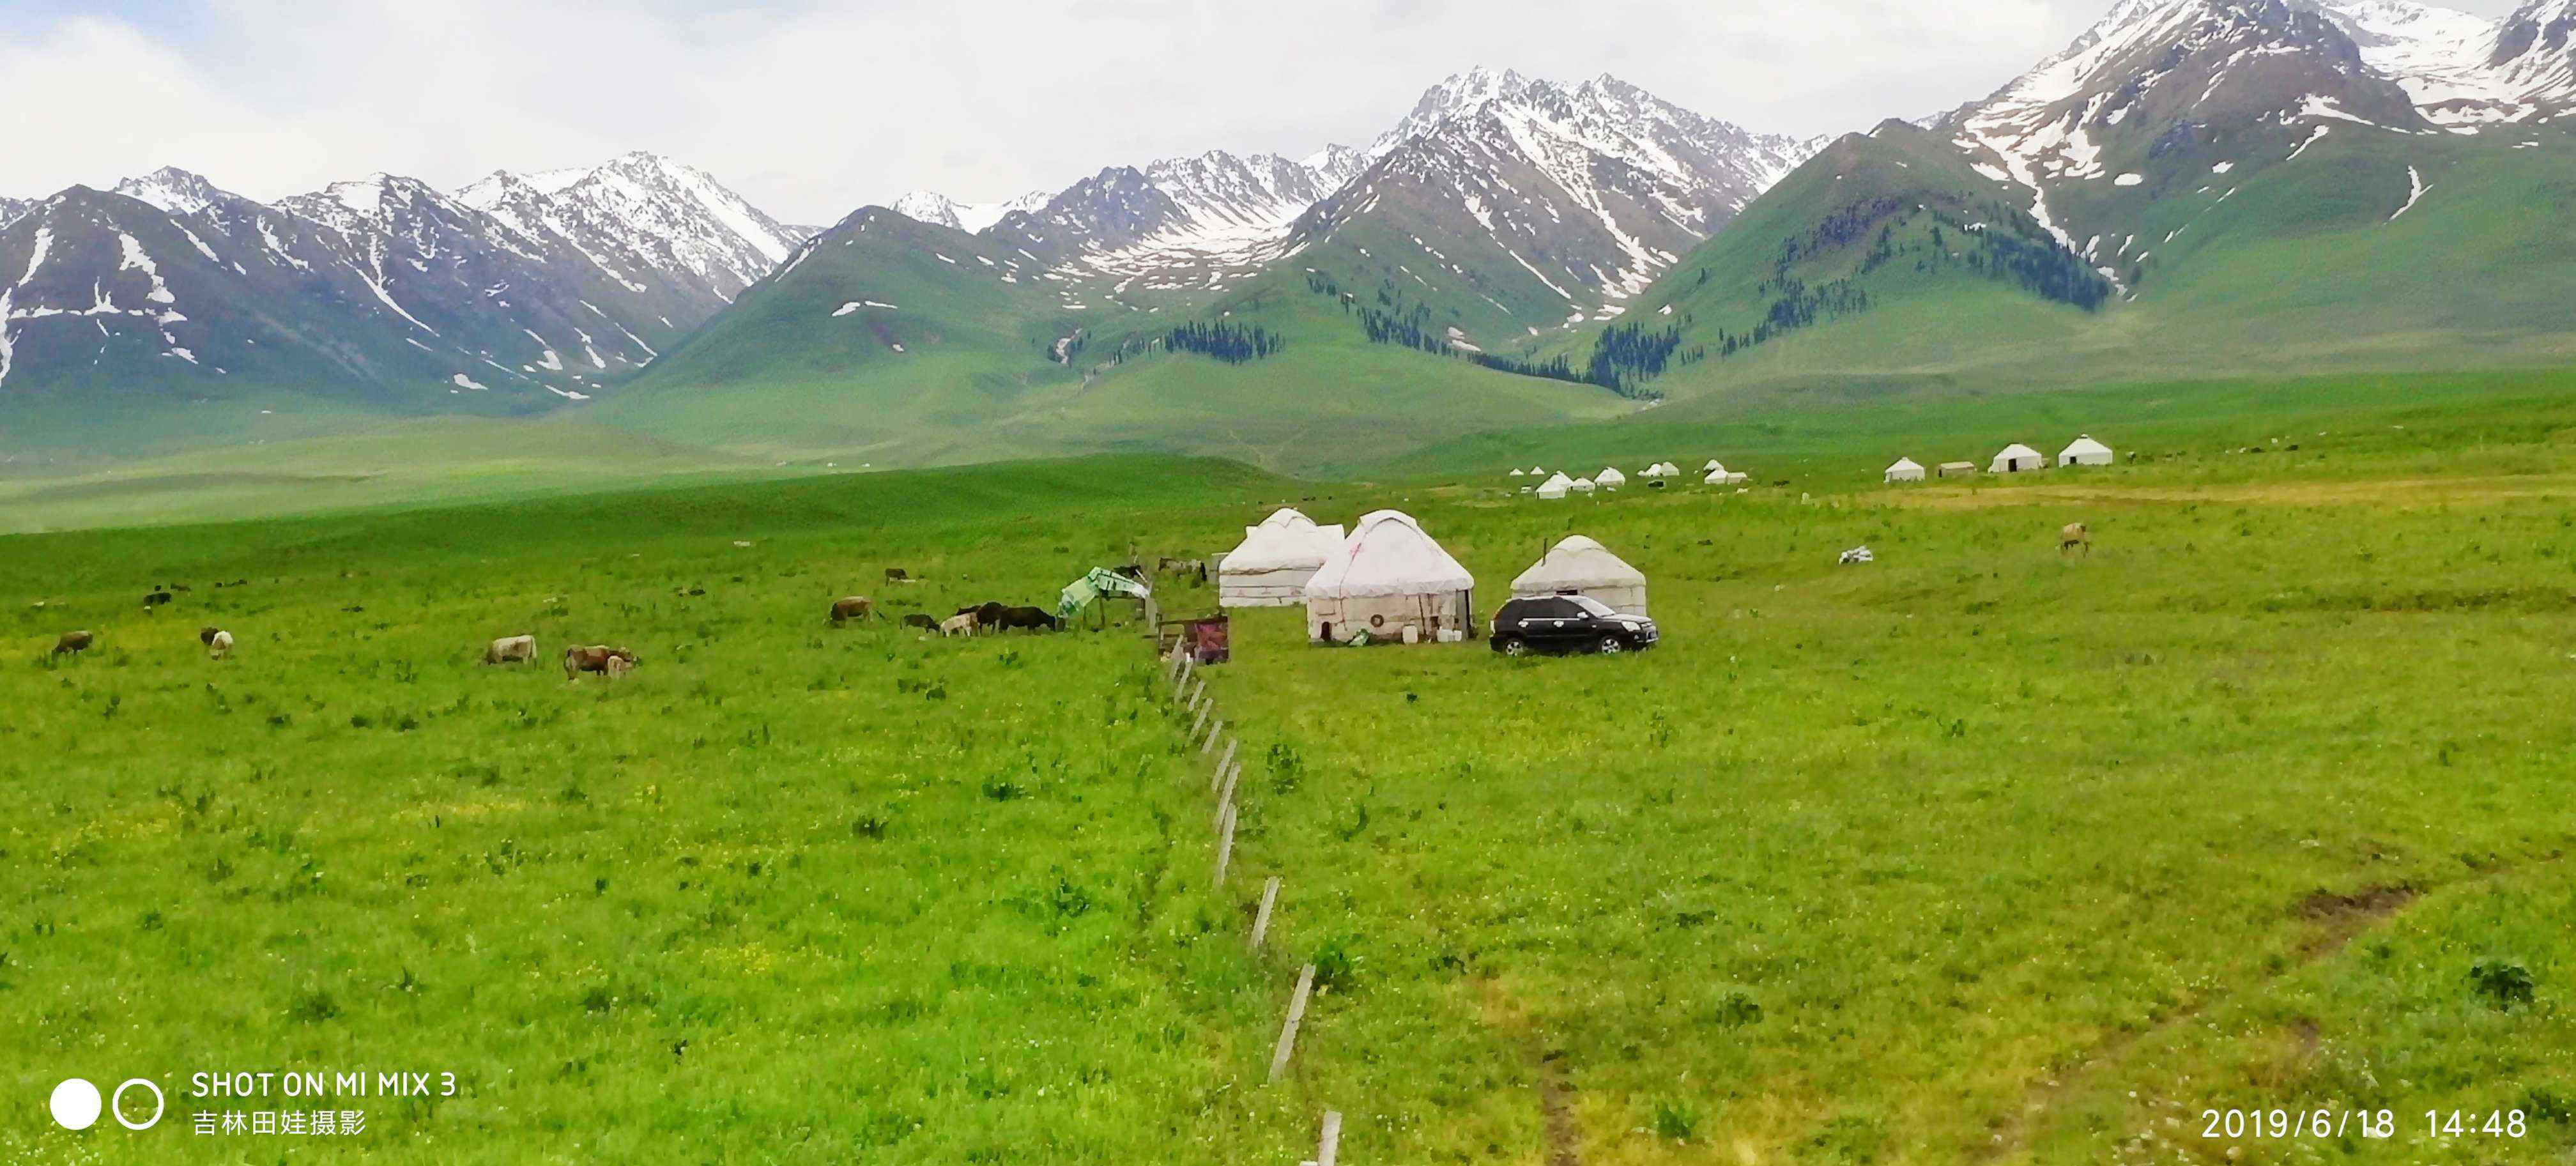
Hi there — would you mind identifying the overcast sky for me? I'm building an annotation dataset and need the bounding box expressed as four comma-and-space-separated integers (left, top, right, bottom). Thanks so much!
0, 0, 2527, 224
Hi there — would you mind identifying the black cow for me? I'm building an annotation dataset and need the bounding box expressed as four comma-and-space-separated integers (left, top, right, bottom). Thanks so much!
900, 613, 939, 631
988, 606, 1061, 633
955, 601, 1007, 625
142, 590, 174, 610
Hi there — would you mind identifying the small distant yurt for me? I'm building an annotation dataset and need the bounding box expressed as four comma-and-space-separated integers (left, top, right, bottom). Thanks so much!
1703, 459, 1722, 472
1571, 477, 1597, 494
1703, 467, 1726, 485
1529, 466, 1546, 477
1305, 510, 1476, 644
1662, 462, 1683, 477
1219, 509, 1347, 608
1512, 535, 1649, 615
1596, 466, 1626, 490
2058, 434, 2113, 467
1537, 471, 1574, 499
1989, 443, 2045, 473
1509, 468, 1526, 478
1884, 457, 1926, 483
1937, 461, 1977, 479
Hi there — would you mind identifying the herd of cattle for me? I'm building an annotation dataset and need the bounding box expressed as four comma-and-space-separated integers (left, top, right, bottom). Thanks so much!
41, 581, 1065, 680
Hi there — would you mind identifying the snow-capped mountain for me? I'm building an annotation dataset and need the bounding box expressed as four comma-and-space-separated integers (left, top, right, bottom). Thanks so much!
0, 197, 32, 230
459, 151, 806, 298
1288, 69, 1823, 320
981, 147, 1370, 281
0, 155, 796, 403
2310, 0, 2576, 125
890, 189, 1048, 234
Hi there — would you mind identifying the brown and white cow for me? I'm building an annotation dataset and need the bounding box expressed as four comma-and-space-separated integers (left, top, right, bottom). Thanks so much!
829, 596, 874, 625
938, 613, 979, 638
52, 630, 93, 656
200, 627, 234, 660
564, 644, 639, 680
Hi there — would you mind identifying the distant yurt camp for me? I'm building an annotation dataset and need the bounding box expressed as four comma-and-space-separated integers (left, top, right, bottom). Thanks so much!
1218, 509, 1347, 608
1511, 535, 1649, 615
1305, 510, 1476, 644
2058, 434, 2113, 466
1989, 443, 2045, 473
1885, 457, 1925, 483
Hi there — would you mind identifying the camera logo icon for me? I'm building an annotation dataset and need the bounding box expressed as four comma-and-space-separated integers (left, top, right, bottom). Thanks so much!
50, 1078, 164, 1131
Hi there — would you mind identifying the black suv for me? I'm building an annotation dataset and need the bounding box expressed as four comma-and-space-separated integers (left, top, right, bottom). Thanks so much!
1490, 595, 1659, 656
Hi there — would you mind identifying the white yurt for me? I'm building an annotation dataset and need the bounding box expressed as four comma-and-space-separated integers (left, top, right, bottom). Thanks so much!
1218, 509, 1347, 608
1536, 471, 1574, 499
1529, 466, 1546, 477
1571, 477, 1597, 493
1989, 443, 2045, 473
2058, 434, 2113, 466
1304, 510, 1475, 644
1511, 535, 1650, 615
1884, 457, 1926, 483
1703, 459, 1722, 472
1662, 461, 1683, 477
1596, 466, 1627, 490
1509, 468, 1526, 477
1703, 468, 1727, 485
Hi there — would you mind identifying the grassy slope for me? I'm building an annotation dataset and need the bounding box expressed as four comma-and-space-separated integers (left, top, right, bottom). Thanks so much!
601, 206, 1636, 473
1604, 125, 2576, 403
7, 411, 2575, 1163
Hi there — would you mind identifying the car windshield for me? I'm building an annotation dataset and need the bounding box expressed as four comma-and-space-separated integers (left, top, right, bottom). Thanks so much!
1569, 596, 1620, 618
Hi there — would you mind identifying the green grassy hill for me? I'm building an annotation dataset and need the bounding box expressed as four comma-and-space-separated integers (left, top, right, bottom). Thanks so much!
599, 206, 1639, 471
1592, 123, 2576, 403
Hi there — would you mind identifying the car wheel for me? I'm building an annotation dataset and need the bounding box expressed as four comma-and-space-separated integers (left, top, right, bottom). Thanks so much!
1498, 636, 1529, 657
1595, 636, 1623, 655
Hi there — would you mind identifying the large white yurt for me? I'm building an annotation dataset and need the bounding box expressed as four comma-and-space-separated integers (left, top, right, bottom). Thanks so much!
1218, 509, 1347, 608
1511, 535, 1650, 615
1989, 443, 2045, 473
2058, 434, 2113, 466
1536, 472, 1574, 499
1595, 466, 1627, 490
1304, 510, 1476, 644
1884, 457, 1926, 483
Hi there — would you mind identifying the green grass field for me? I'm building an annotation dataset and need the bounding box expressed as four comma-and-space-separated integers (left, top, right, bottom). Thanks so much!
5, 386, 2574, 1163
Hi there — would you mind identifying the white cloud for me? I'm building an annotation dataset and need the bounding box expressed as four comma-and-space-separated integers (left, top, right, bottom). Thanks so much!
0, 0, 2537, 224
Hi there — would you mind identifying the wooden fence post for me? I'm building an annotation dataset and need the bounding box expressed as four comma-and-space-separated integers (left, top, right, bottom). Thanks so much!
1200, 719, 1224, 756
1215, 802, 1238, 885
1269, 963, 1317, 1083
1211, 738, 1238, 794
1318, 1110, 1342, 1166
1190, 702, 1211, 743
1214, 760, 1240, 829
1250, 875, 1280, 951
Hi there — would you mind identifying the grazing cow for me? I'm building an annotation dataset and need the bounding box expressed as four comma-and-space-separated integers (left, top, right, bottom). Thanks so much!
955, 601, 1008, 627
939, 613, 979, 638
2060, 522, 2092, 556
604, 655, 635, 680
52, 630, 94, 656
988, 605, 1062, 633
564, 645, 639, 680
829, 596, 875, 625
142, 590, 174, 611
901, 613, 940, 632
483, 634, 538, 665
200, 627, 234, 660
885, 567, 911, 583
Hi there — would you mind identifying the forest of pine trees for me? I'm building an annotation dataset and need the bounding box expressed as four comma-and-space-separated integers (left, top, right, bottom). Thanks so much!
1163, 321, 1282, 364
